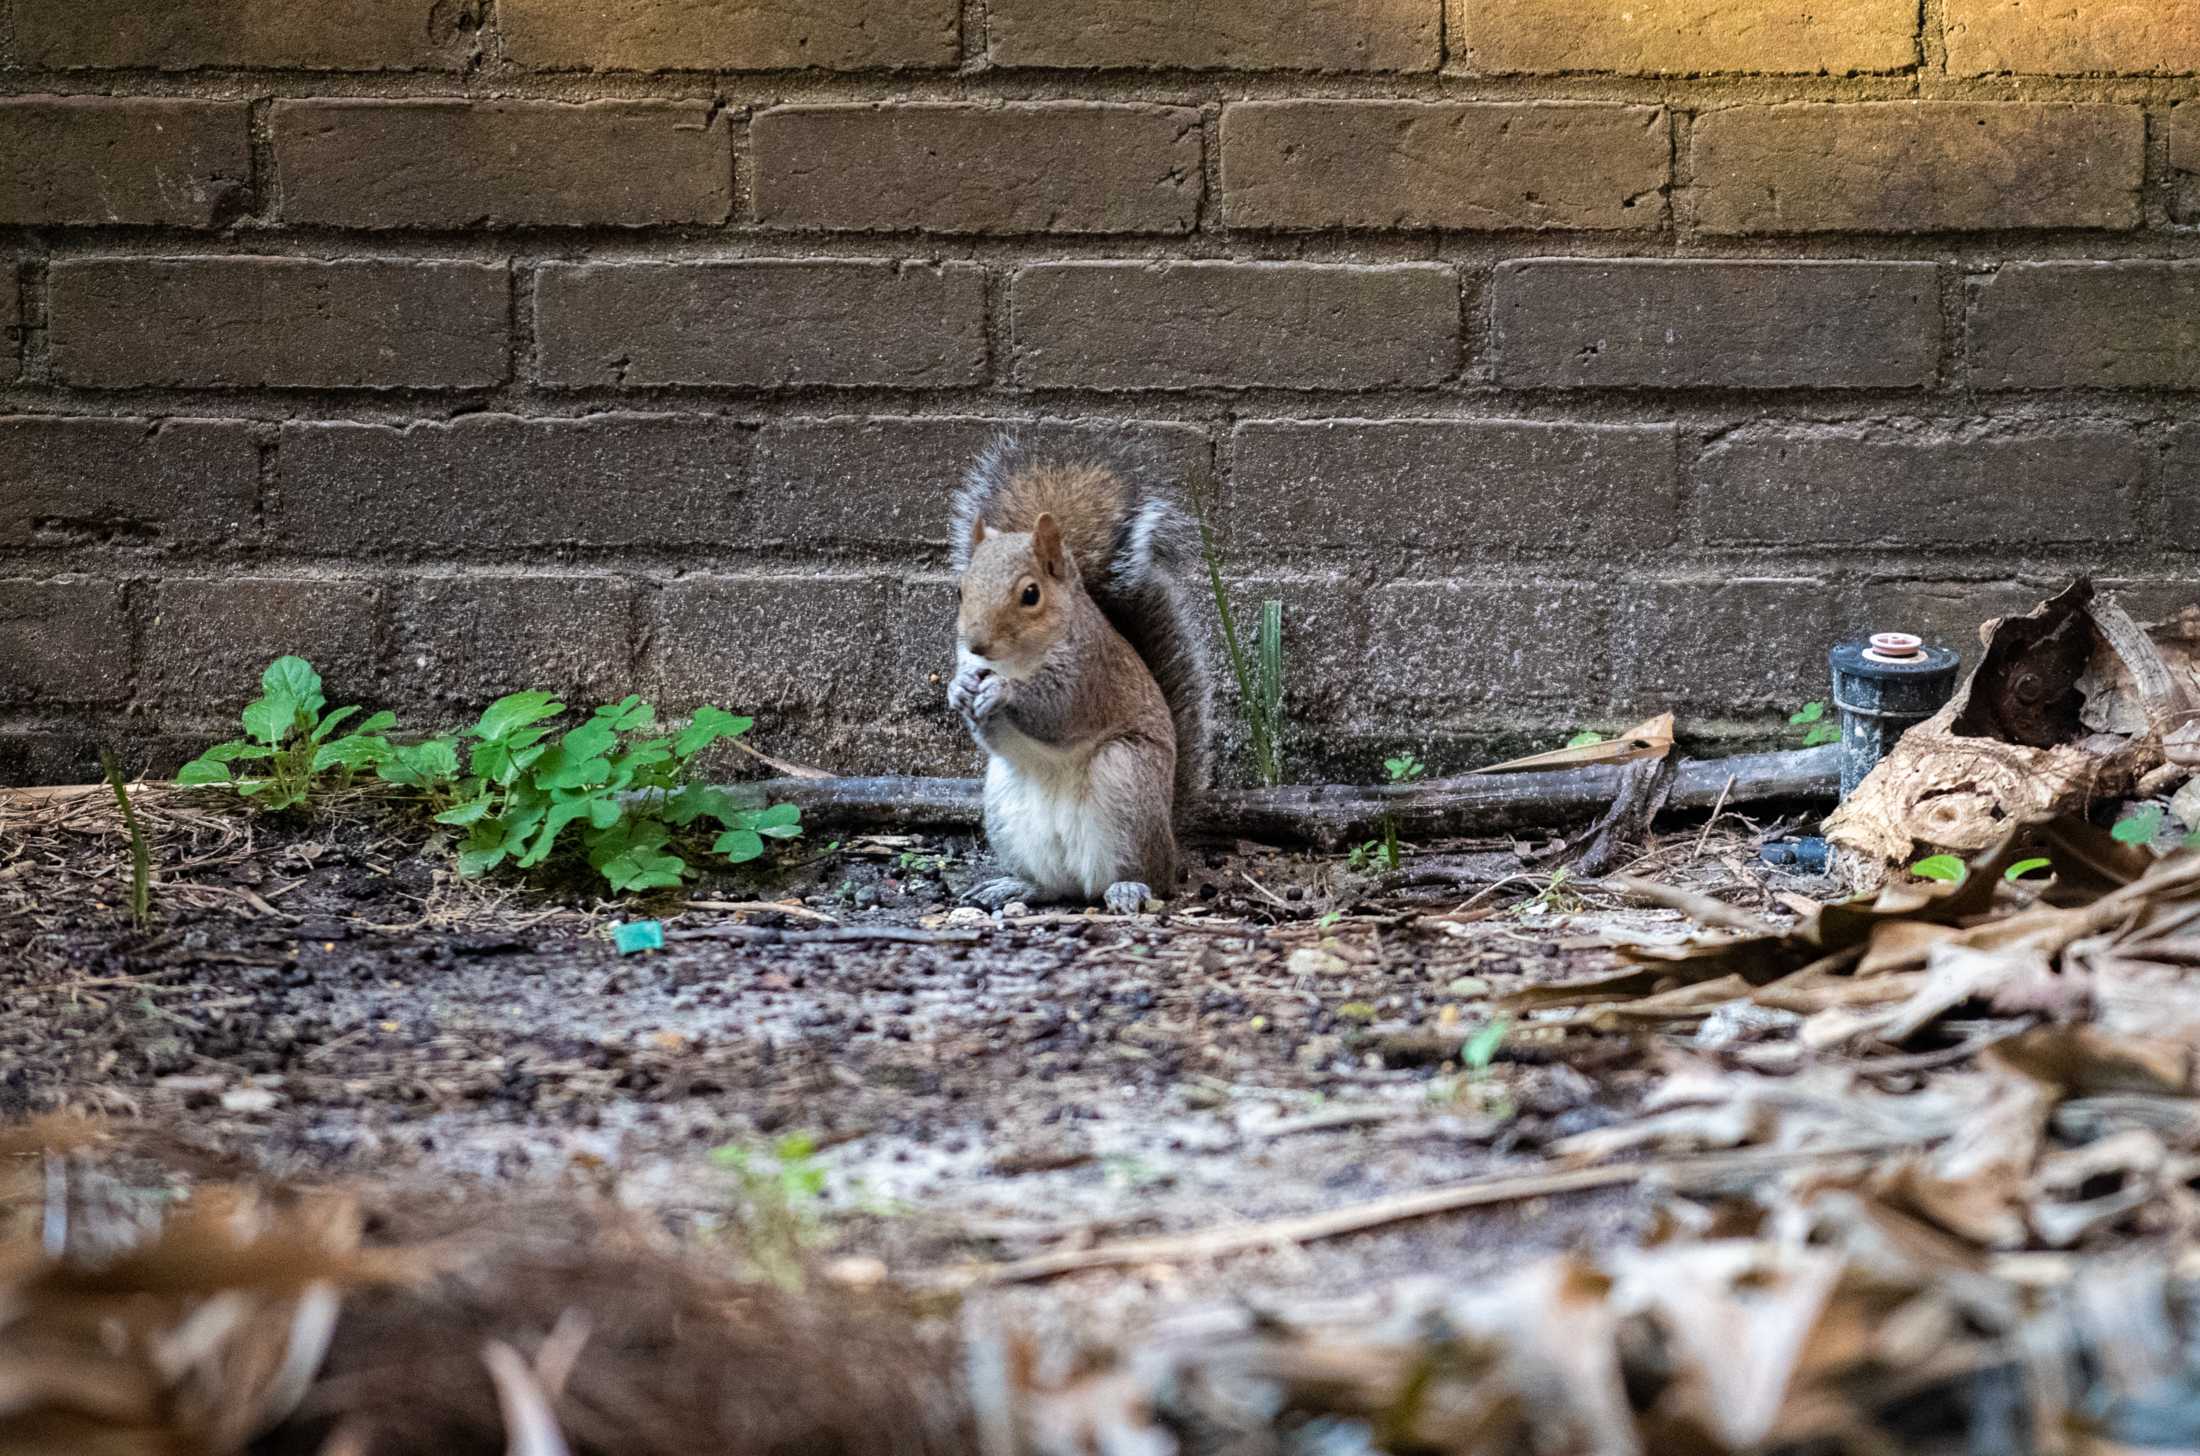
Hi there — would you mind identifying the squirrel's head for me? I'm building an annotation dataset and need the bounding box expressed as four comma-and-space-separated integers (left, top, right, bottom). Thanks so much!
956, 512, 1083, 679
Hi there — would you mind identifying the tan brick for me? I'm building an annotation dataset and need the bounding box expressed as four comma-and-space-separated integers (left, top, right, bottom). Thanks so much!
1366, 581, 1609, 707
987, 0, 1439, 71
1229, 420, 1676, 556
1493, 260, 1939, 390
1693, 103, 2142, 234
536, 262, 986, 389
18, 0, 470, 69
1970, 262, 2200, 390
1011, 262, 1458, 389
1693, 424, 2143, 547
274, 100, 731, 229
754, 104, 1201, 234
0, 99, 248, 228
1945, 0, 2200, 75
49, 258, 509, 390
649, 576, 898, 716
1456, 0, 1916, 75
1221, 102, 1665, 231
500, 0, 959, 71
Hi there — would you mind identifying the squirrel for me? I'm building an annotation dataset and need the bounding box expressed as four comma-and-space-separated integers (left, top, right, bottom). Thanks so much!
947, 435, 1212, 914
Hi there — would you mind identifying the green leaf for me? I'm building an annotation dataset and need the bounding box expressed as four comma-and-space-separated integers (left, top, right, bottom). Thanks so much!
312, 734, 390, 773
458, 819, 511, 877
198, 740, 272, 764
433, 795, 495, 826
519, 793, 609, 868
714, 827, 765, 863
1461, 1017, 1512, 1073
310, 705, 361, 742
1802, 722, 1841, 748
473, 691, 565, 744
749, 802, 802, 839
355, 710, 397, 736
261, 656, 322, 706
176, 758, 233, 786
675, 706, 753, 758
594, 695, 654, 731
378, 738, 461, 787
2004, 857, 2053, 883
1909, 854, 1968, 883
1564, 730, 1605, 749
2114, 804, 2167, 845
241, 695, 301, 746
1790, 701, 1826, 726
666, 783, 741, 828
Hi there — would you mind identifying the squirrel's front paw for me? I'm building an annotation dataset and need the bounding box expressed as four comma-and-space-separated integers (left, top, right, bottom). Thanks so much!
948, 666, 1003, 724
963, 876, 1035, 911
1102, 881, 1154, 916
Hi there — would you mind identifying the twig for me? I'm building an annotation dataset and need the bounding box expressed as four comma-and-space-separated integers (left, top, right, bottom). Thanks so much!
726, 736, 836, 782
1693, 773, 1738, 859
937, 1138, 1917, 1286
682, 899, 840, 924
664, 924, 981, 946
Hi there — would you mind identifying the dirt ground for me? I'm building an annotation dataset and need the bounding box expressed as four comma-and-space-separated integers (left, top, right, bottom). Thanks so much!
0, 782, 1830, 1317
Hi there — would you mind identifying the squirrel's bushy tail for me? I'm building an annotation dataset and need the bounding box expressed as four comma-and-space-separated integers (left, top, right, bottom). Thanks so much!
953, 433, 1213, 808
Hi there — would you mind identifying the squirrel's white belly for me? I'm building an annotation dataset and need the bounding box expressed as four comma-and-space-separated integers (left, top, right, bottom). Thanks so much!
983, 752, 1126, 900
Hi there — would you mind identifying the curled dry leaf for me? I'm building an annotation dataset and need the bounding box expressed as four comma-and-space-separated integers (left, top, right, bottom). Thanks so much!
1829, 580, 2197, 872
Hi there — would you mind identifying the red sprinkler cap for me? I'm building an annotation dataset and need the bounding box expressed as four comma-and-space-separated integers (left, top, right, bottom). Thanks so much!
1864, 632, 1925, 664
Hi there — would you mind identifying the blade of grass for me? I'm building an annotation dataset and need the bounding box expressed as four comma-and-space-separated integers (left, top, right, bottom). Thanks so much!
1186, 485, 1277, 784
1255, 599, 1285, 787
100, 750, 150, 928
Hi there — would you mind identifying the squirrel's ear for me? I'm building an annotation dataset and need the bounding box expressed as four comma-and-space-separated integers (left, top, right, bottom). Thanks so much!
1032, 513, 1065, 579
968, 516, 990, 552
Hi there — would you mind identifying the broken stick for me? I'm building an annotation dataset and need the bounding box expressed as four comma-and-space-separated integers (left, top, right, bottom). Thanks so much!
721, 746, 1838, 847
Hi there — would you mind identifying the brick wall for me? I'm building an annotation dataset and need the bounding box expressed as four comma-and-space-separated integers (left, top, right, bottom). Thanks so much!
4, 0, 2197, 785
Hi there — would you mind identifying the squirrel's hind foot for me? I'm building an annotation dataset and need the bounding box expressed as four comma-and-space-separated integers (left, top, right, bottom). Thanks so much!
1102, 881, 1154, 916
963, 876, 1037, 911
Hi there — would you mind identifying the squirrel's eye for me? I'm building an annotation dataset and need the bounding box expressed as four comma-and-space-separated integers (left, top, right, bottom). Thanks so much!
1020, 583, 1041, 608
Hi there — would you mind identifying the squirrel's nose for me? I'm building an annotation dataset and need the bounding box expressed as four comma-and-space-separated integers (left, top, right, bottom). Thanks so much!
967, 639, 993, 661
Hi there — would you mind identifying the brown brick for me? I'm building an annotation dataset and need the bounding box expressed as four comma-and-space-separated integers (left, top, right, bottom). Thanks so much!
750, 417, 1209, 549
536, 262, 986, 389
1012, 263, 1456, 390
987, 0, 1439, 71
500, 0, 959, 71
1494, 260, 1939, 390
2170, 107, 2200, 224
2100, 579, 2200, 632
1864, 580, 2060, 658
1221, 102, 1665, 232
1457, 0, 1916, 74
649, 575, 897, 715
1692, 104, 2142, 234
49, 258, 509, 390
0, 581, 130, 706
1693, 424, 2142, 547
1969, 263, 2200, 390
274, 100, 731, 229
0, 98, 248, 228
276, 415, 752, 553
398, 576, 637, 709
1229, 420, 1676, 555
2158, 426, 2200, 550
1366, 581, 1608, 706
753, 104, 1201, 234
147, 579, 381, 710
1219, 574, 1367, 722
17, 0, 469, 69
0, 417, 257, 548
1945, 0, 2200, 75
1612, 579, 1841, 711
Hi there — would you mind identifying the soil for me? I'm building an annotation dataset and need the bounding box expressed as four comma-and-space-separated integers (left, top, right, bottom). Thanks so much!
0, 782, 1826, 1318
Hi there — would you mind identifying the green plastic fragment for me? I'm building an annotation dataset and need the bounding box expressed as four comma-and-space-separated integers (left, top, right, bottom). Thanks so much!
613, 919, 665, 955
